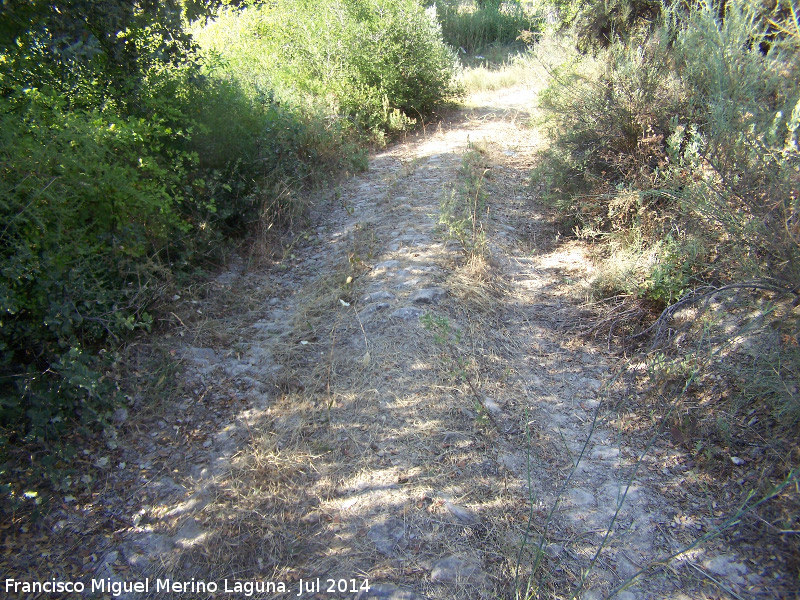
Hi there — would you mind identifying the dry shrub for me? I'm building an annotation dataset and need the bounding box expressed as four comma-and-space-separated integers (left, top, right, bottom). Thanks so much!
538, 6, 799, 567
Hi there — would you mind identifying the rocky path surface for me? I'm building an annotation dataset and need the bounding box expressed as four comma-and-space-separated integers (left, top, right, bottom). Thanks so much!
18, 86, 774, 600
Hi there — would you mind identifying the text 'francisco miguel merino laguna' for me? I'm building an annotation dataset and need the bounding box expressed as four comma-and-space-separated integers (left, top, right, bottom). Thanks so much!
5, 577, 371, 597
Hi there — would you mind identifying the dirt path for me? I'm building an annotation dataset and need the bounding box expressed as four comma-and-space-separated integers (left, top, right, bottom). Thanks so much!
14, 86, 775, 600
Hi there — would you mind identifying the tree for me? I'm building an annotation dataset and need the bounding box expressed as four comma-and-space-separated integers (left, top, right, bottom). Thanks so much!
0, 0, 220, 113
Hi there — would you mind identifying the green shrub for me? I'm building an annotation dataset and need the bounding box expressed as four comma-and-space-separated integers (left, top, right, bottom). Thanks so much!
434, 0, 543, 54
533, 2, 800, 568
538, 31, 681, 186
339, 0, 462, 126
668, 0, 800, 289
537, 0, 799, 302
194, 0, 462, 135
639, 234, 706, 304
534, 30, 684, 253
573, 0, 663, 51
0, 84, 196, 441
185, 74, 349, 232
0, 3, 240, 445
532, 0, 661, 48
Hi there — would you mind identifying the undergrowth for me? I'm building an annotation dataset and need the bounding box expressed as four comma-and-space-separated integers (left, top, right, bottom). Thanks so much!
530, 0, 800, 590
535, 1, 799, 304
434, 0, 543, 54
0, 0, 461, 503
194, 0, 462, 139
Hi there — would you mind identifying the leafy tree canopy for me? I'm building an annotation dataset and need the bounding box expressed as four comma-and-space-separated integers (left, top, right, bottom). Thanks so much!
0, 0, 221, 112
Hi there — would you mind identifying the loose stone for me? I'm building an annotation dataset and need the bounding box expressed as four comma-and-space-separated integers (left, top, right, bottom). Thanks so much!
410, 288, 446, 304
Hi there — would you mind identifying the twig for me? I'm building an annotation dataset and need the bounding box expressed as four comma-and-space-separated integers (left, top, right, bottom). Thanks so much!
745, 510, 800, 535
568, 373, 696, 600
515, 379, 608, 598
445, 341, 501, 428
685, 561, 747, 600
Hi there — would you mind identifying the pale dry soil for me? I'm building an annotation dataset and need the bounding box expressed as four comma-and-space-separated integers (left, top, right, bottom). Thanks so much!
15, 86, 786, 600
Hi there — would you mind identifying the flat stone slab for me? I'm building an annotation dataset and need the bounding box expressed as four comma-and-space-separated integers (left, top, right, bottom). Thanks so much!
410, 288, 446, 304
702, 555, 748, 586
568, 488, 595, 508
430, 555, 490, 587
173, 518, 208, 549
359, 302, 391, 318
482, 396, 501, 416
445, 502, 478, 524
362, 291, 396, 303
180, 347, 217, 367
390, 307, 425, 320
373, 260, 400, 273
367, 518, 406, 556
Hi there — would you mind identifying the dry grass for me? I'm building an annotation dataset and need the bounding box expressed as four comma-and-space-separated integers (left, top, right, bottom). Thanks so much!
447, 254, 508, 314
460, 60, 540, 94
457, 33, 575, 95
187, 339, 527, 598
177, 394, 334, 581
271, 222, 375, 396
576, 285, 800, 591
170, 207, 563, 598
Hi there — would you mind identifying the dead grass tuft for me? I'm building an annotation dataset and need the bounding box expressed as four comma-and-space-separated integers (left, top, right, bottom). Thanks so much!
447, 254, 508, 313
575, 294, 660, 352
185, 434, 326, 581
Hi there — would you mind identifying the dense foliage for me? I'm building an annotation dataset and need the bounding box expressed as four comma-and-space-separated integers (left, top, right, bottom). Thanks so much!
1, 0, 210, 446
194, 0, 462, 135
433, 0, 542, 53
0, 0, 460, 451
537, 0, 799, 303
534, 0, 800, 428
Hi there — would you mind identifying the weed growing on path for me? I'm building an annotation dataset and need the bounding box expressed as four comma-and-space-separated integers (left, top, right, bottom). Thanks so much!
439, 147, 490, 263
421, 313, 496, 428
439, 142, 509, 314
